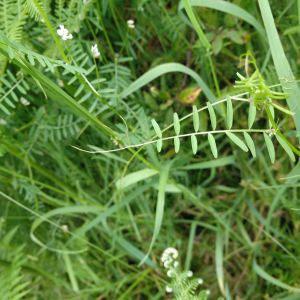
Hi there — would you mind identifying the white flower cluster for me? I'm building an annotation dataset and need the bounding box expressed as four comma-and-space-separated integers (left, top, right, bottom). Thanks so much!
57, 25, 73, 40
20, 97, 30, 106
91, 44, 100, 58
266, 128, 276, 137
127, 20, 135, 29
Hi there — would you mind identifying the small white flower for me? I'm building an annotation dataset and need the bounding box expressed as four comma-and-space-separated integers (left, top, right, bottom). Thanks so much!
266, 128, 276, 137
166, 286, 173, 293
62, 225, 68, 232
57, 25, 73, 40
20, 97, 30, 106
206, 290, 210, 295
57, 79, 64, 87
198, 278, 203, 284
140, 7, 144, 12
91, 44, 100, 58
127, 19, 135, 29
62, 33, 73, 40
41, 18, 45, 23
187, 270, 193, 277
0, 119, 7, 125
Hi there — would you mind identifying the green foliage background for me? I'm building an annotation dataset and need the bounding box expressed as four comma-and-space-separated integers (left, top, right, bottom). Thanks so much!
0, 0, 300, 299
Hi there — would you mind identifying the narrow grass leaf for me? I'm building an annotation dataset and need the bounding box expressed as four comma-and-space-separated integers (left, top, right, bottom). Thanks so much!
216, 227, 225, 296
120, 63, 219, 112
253, 259, 300, 292
258, 0, 300, 132
263, 133, 275, 163
244, 132, 256, 157
62, 253, 79, 293
248, 102, 256, 129
226, 132, 248, 152
139, 165, 170, 266
193, 105, 200, 132
207, 101, 216, 130
208, 133, 218, 158
185, 222, 197, 271
174, 112, 180, 135
115, 169, 158, 190
181, 0, 211, 49
178, 0, 267, 42
151, 119, 162, 138
65, 180, 156, 246
191, 135, 197, 154
174, 136, 180, 153
226, 95, 233, 129
276, 135, 295, 162
157, 139, 162, 152
181, 156, 235, 170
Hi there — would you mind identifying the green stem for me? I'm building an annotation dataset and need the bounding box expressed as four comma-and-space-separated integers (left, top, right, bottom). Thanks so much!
96, 0, 115, 56
93, 56, 101, 96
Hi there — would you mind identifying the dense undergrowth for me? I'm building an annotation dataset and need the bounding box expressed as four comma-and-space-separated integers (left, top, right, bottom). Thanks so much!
1, 0, 300, 299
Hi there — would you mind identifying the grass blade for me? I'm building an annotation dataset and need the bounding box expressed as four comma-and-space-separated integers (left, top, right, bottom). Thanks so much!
139, 164, 171, 266
120, 63, 219, 108
208, 133, 218, 158
181, 0, 211, 49
263, 133, 275, 164
178, 0, 267, 42
258, 0, 300, 132
253, 259, 300, 293
216, 226, 225, 296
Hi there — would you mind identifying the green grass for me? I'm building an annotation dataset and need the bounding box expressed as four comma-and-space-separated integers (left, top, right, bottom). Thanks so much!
0, 0, 300, 299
